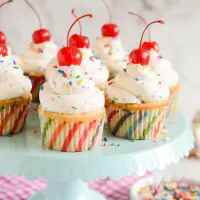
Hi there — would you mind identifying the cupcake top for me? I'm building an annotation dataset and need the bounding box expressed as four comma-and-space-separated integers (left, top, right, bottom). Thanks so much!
92, 37, 128, 76
7, 45, 23, 65
106, 64, 170, 104
40, 63, 105, 114
149, 51, 179, 87
0, 56, 32, 100
21, 40, 58, 75
79, 47, 109, 86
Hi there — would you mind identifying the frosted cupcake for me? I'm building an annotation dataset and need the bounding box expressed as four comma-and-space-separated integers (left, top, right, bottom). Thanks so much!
151, 58, 179, 117
39, 14, 105, 152
0, 45, 32, 136
67, 10, 109, 88
105, 22, 170, 140
106, 63, 169, 140
92, 0, 128, 78
20, 0, 58, 101
135, 17, 180, 117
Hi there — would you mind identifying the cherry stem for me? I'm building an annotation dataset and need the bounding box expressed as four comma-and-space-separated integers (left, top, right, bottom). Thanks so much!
24, 0, 42, 29
101, 0, 112, 23
128, 12, 151, 41
0, 0, 13, 8
67, 13, 92, 46
139, 20, 164, 49
71, 9, 82, 35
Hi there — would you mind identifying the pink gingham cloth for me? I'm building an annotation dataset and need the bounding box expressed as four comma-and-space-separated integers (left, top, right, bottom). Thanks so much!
89, 172, 152, 200
0, 176, 47, 200
0, 173, 151, 200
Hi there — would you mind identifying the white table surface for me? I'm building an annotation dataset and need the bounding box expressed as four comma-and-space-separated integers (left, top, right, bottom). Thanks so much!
159, 158, 200, 181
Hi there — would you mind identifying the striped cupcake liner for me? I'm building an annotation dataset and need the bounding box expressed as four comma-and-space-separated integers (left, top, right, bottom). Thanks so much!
167, 89, 179, 117
0, 103, 30, 136
106, 106, 167, 140
39, 110, 105, 152
28, 75, 45, 102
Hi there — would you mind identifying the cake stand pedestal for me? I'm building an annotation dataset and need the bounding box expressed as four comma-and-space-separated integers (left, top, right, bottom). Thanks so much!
0, 111, 194, 199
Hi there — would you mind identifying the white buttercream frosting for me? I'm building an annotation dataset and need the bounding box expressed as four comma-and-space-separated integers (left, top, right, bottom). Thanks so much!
106, 64, 170, 103
148, 50, 179, 87
153, 58, 179, 87
0, 57, 32, 100
21, 41, 58, 74
79, 47, 109, 86
40, 64, 105, 113
6, 45, 22, 65
92, 37, 128, 76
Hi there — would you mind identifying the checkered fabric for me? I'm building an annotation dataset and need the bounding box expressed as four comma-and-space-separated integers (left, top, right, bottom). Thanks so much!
0, 176, 47, 200
89, 173, 152, 200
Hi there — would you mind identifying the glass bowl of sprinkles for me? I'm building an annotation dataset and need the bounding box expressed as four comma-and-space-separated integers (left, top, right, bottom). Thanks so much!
131, 177, 200, 200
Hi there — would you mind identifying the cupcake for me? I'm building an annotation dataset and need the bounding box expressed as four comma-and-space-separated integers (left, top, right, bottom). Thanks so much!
105, 63, 169, 140
20, 0, 58, 101
151, 57, 179, 117
48, 9, 109, 89
105, 22, 170, 140
0, 45, 32, 136
135, 17, 180, 117
39, 14, 105, 152
92, 0, 128, 78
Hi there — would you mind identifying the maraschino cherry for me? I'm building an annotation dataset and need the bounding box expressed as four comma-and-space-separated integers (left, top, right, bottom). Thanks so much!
58, 14, 92, 66
69, 9, 92, 48
101, 0, 119, 37
129, 20, 165, 65
0, 32, 6, 45
0, 44, 8, 57
0, 0, 14, 45
24, 0, 51, 44
129, 12, 164, 53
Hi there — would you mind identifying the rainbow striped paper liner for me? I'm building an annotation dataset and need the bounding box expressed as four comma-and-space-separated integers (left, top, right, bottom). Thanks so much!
167, 85, 179, 117
0, 96, 31, 136
28, 74, 45, 102
39, 107, 105, 152
106, 102, 168, 140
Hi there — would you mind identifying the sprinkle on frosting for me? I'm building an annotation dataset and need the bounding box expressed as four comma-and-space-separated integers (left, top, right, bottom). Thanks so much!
40, 64, 105, 113
149, 50, 179, 87
21, 41, 58, 74
78, 47, 109, 86
0, 57, 32, 100
92, 36, 128, 76
40, 85, 44, 91
106, 63, 170, 103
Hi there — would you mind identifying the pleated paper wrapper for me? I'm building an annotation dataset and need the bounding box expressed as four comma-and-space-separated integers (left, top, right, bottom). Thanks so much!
106, 99, 169, 140
0, 96, 31, 136
167, 84, 180, 117
39, 107, 105, 152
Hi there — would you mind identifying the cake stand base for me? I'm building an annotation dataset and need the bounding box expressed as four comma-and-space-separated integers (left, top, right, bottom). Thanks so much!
31, 179, 106, 200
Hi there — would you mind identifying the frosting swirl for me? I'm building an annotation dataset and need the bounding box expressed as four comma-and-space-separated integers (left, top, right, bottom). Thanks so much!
0, 57, 32, 100
148, 50, 179, 87
21, 41, 58, 74
106, 64, 170, 103
92, 37, 128, 76
40, 64, 105, 113
79, 47, 109, 86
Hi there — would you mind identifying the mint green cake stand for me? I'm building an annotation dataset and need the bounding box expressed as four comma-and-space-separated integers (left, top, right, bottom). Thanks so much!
0, 110, 194, 183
